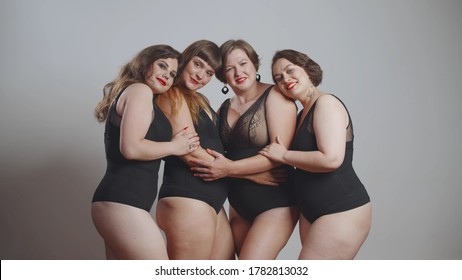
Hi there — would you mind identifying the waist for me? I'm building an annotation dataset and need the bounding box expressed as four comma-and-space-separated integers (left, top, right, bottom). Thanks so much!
106, 158, 161, 173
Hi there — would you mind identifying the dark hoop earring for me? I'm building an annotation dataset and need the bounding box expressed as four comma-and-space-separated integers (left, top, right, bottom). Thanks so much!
256, 73, 261, 82
221, 84, 229, 94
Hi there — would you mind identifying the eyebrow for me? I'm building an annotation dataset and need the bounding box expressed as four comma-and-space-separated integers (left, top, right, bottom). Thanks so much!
194, 58, 204, 67
274, 63, 294, 74
194, 58, 215, 73
274, 63, 294, 78
159, 59, 170, 67
283, 63, 294, 71
226, 59, 247, 68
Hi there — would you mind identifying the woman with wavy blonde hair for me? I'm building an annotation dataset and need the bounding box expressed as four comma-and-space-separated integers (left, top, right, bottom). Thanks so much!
91, 44, 199, 259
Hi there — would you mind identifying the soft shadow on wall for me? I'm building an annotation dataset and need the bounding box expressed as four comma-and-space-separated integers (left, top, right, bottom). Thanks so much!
0, 154, 105, 259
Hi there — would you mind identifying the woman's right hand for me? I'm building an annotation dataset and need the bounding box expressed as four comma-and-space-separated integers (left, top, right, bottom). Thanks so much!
171, 127, 200, 156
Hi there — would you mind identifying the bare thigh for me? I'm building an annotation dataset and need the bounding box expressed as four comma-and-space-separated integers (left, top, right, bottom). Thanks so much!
238, 206, 298, 260
211, 208, 235, 260
299, 203, 372, 260
228, 206, 251, 256
156, 197, 218, 259
91, 201, 168, 260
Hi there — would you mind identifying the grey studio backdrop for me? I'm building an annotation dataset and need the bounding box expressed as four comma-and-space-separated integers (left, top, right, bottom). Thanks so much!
1, 0, 461, 260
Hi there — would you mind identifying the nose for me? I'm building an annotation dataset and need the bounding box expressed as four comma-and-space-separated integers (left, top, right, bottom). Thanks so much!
196, 69, 205, 80
234, 66, 243, 77
282, 72, 291, 82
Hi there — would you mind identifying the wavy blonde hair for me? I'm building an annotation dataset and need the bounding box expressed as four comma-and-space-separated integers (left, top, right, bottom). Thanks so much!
94, 44, 181, 122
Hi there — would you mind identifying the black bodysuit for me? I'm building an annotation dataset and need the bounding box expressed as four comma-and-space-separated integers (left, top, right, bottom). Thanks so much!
218, 86, 296, 221
92, 93, 172, 212
158, 107, 228, 214
292, 95, 370, 223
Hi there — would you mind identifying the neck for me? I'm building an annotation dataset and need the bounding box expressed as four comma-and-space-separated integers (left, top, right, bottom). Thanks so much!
234, 82, 264, 104
178, 83, 196, 95
301, 86, 317, 108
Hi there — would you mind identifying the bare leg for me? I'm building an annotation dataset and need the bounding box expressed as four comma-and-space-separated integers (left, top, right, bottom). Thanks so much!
299, 212, 311, 245
91, 202, 168, 260
238, 206, 298, 260
299, 203, 372, 260
228, 206, 251, 257
211, 208, 235, 259
156, 197, 217, 259
104, 243, 117, 260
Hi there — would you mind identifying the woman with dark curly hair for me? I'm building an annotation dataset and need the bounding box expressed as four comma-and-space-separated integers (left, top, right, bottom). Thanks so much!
260, 49, 372, 259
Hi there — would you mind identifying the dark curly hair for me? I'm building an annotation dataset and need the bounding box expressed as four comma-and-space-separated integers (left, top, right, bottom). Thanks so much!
271, 49, 323, 86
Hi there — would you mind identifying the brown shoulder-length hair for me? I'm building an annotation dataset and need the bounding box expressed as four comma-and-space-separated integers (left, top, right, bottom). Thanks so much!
215, 39, 260, 83
162, 40, 221, 124
94, 44, 182, 122
271, 49, 323, 86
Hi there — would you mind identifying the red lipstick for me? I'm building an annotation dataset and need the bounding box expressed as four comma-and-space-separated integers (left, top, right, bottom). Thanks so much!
286, 82, 297, 90
156, 78, 166, 86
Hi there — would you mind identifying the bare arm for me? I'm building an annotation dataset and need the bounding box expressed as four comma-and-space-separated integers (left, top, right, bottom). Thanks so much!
191, 86, 297, 180
117, 83, 200, 161
229, 86, 297, 174
157, 92, 214, 165
239, 167, 289, 186
260, 94, 348, 172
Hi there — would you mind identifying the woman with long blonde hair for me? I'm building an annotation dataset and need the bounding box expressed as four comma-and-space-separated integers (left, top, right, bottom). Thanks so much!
155, 40, 235, 259
91, 44, 199, 259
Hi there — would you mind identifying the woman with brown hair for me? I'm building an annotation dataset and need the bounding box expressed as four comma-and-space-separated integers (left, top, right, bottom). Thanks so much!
261, 49, 371, 259
91, 44, 199, 259
156, 40, 234, 259
191, 39, 299, 259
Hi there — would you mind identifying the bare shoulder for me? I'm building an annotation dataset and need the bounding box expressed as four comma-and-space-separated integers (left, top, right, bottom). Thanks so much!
121, 83, 153, 101
266, 86, 297, 116
315, 94, 348, 120
267, 85, 294, 105
316, 94, 343, 108
116, 83, 154, 116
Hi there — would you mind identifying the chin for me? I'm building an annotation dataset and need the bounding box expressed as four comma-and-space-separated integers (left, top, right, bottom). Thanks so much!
185, 84, 196, 91
192, 83, 203, 91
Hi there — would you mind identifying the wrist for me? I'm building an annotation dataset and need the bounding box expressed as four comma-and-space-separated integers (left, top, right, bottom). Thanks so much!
281, 150, 289, 164
168, 142, 177, 156
227, 161, 238, 177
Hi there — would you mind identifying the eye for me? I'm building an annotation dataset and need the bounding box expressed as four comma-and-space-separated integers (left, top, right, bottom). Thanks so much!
158, 62, 167, 69
206, 71, 214, 77
274, 75, 283, 83
287, 68, 294, 74
170, 71, 177, 78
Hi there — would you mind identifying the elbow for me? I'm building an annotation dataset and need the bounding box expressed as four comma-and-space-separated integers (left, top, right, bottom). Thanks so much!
120, 145, 139, 160
322, 156, 343, 172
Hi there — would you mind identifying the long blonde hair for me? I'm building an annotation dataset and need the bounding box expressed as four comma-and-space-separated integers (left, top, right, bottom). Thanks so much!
165, 86, 212, 124
160, 40, 220, 124
94, 45, 181, 122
